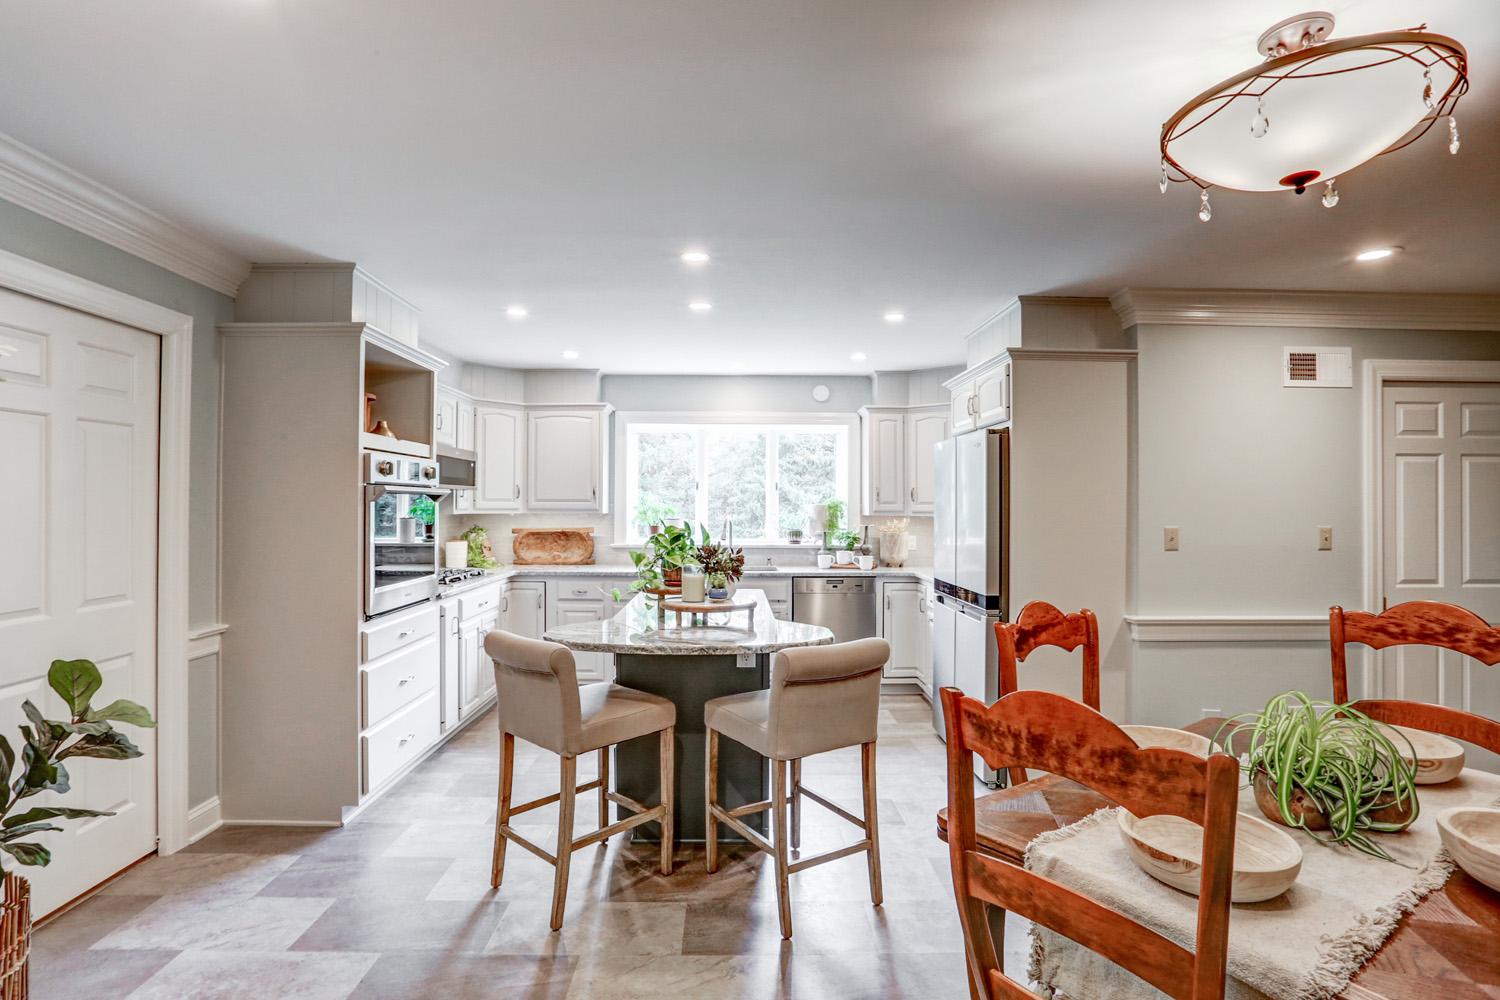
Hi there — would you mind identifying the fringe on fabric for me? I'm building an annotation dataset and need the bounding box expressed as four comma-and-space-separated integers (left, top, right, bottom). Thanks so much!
1023, 807, 1120, 988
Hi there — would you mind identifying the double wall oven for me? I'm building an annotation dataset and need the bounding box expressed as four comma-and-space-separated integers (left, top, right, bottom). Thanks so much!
364, 450, 447, 618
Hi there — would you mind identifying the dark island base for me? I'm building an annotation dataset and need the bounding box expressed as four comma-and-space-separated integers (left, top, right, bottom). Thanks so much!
613, 651, 769, 843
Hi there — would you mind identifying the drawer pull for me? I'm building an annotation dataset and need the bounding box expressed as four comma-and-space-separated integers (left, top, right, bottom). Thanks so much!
398, 675, 416, 686
399, 733, 416, 746
397, 629, 413, 639
573, 588, 588, 595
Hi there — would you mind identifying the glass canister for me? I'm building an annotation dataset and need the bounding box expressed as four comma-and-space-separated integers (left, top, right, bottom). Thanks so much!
680, 563, 707, 603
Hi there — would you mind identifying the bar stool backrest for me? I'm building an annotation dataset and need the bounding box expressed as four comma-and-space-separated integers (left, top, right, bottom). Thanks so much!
767, 637, 889, 759
486, 630, 582, 756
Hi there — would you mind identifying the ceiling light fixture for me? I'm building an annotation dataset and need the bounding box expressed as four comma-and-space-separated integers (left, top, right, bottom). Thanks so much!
1160, 12, 1467, 221
689, 301, 713, 312
561, 349, 579, 359
506, 306, 528, 318
883, 311, 906, 323
851, 352, 867, 362
1355, 246, 1402, 261
681, 251, 710, 264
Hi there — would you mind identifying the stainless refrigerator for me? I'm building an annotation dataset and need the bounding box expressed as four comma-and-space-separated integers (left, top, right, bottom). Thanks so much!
931, 427, 1009, 785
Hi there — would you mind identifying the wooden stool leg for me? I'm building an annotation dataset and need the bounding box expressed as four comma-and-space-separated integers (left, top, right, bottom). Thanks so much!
773, 757, 793, 939
550, 754, 577, 931
704, 728, 720, 874
598, 746, 610, 842
862, 741, 883, 906
790, 757, 802, 850
491, 732, 514, 888
659, 726, 675, 876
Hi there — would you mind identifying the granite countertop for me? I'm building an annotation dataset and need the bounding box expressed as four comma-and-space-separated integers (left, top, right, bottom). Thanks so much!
437, 564, 936, 599
542, 588, 835, 655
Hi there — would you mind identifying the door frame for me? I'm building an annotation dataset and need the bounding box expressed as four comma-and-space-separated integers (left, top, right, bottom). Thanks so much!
1361, 358, 1500, 698
0, 246, 194, 855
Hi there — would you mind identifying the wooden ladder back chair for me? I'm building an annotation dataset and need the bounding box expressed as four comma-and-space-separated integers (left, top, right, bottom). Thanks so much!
993, 601, 1100, 786
941, 687, 1240, 1000
1331, 601, 1500, 754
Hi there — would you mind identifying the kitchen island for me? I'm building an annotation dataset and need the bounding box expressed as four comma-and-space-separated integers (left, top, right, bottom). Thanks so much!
545, 588, 834, 842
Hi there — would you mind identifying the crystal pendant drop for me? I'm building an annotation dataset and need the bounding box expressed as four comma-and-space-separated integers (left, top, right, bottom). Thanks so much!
1423, 68, 1435, 110
1449, 116, 1461, 154
1321, 179, 1339, 209
1250, 95, 1269, 138
1158, 158, 1168, 194
1198, 188, 1212, 223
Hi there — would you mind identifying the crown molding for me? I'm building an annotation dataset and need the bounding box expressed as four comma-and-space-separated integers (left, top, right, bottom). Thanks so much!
0, 131, 251, 297
1111, 288, 1500, 333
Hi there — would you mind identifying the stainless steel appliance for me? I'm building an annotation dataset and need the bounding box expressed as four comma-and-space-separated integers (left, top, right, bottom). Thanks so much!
436, 445, 477, 489
791, 577, 878, 643
932, 428, 1009, 784
364, 450, 447, 618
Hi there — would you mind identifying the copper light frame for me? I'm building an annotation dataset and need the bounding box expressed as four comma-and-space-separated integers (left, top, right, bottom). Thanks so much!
1160, 29, 1469, 194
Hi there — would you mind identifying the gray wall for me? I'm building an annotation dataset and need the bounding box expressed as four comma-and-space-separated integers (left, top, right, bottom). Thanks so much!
0, 197, 233, 807
1131, 322, 1500, 725
602, 374, 872, 413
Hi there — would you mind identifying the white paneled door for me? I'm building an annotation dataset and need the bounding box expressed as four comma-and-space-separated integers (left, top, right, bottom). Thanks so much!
1382, 382, 1500, 709
0, 287, 159, 917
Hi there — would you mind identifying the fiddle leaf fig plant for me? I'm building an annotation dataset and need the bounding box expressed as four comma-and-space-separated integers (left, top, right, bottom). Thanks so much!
0, 659, 157, 874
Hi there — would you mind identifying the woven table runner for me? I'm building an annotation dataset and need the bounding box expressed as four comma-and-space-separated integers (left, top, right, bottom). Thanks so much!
1024, 768, 1500, 1000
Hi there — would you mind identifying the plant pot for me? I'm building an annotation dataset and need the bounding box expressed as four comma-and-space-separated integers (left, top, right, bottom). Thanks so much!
1252, 767, 1417, 832
648, 525, 661, 535
0, 873, 30, 1000
662, 567, 682, 586
708, 587, 729, 601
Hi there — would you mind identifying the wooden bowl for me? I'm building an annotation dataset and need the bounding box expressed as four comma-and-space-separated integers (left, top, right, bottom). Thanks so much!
1251, 768, 1417, 832
1437, 807, 1500, 892
1117, 809, 1302, 903
1376, 723, 1465, 784
1120, 725, 1213, 757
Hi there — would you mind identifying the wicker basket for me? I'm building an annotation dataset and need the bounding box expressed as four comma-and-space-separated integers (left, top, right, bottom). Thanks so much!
0, 873, 29, 1000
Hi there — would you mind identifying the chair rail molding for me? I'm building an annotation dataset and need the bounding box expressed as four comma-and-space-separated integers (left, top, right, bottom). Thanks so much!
1111, 288, 1500, 332
0, 245, 196, 855
1126, 616, 1329, 642
0, 130, 250, 297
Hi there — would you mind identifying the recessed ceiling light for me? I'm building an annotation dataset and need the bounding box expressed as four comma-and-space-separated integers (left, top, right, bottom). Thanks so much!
883, 311, 905, 323
561, 349, 579, 360
681, 251, 710, 264
689, 301, 713, 312
1355, 246, 1403, 261
506, 305, 528, 318
851, 352, 867, 361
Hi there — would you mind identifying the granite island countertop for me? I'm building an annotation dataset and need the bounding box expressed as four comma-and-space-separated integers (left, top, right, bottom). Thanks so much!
438, 564, 935, 598
543, 588, 834, 656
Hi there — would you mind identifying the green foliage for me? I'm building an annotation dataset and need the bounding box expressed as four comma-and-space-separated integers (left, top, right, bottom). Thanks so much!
631, 494, 679, 536
823, 498, 846, 532
833, 528, 863, 550
0, 659, 154, 876
696, 541, 745, 582
1225, 691, 1420, 862
460, 524, 498, 569
408, 495, 436, 526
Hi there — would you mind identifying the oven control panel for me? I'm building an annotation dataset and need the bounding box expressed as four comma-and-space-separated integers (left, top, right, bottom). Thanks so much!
364, 450, 439, 486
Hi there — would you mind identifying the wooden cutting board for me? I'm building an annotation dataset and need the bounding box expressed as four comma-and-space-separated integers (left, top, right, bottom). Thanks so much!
512, 527, 595, 565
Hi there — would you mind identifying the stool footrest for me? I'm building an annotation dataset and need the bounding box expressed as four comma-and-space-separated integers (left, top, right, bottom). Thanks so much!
799, 785, 865, 830
605, 789, 651, 816
726, 798, 773, 819
499, 825, 558, 865
787, 839, 872, 874
708, 803, 775, 856
511, 777, 604, 817
573, 805, 663, 851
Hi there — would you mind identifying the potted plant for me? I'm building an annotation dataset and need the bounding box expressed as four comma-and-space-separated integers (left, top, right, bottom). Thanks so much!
460, 525, 499, 569
696, 539, 745, 594
0, 658, 157, 991
1227, 691, 1420, 861
632, 495, 679, 536
707, 572, 730, 601
823, 498, 846, 535
779, 511, 806, 544
833, 528, 862, 565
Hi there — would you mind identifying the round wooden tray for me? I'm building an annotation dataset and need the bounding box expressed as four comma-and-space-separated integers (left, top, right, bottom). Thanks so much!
642, 586, 683, 598
659, 597, 757, 615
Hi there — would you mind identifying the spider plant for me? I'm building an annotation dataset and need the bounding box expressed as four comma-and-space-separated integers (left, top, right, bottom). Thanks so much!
1225, 691, 1420, 862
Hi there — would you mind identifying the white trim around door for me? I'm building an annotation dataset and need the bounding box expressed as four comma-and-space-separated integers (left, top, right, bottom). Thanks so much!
1361, 358, 1500, 699
0, 246, 196, 855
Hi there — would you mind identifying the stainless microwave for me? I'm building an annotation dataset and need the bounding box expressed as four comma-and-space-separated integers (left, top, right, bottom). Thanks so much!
437, 446, 477, 489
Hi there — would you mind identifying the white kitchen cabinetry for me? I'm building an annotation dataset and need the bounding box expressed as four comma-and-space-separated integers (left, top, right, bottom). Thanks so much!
920, 583, 935, 696
545, 578, 626, 683
473, 403, 525, 513
457, 583, 502, 723
859, 405, 948, 516
526, 405, 612, 512
504, 580, 547, 640
436, 389, 459, 449
358, 602, 442, 795
439, 597, 460, 732
456, 396, 475, 451
947, 357, 1011, 435
879, 581, 927, 683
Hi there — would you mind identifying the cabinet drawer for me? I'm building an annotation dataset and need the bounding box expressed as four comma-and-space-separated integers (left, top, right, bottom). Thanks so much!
362, 634, 439, 728
361, 605, 439, 664
362, 690, 441, 794
459, 583, 502, 620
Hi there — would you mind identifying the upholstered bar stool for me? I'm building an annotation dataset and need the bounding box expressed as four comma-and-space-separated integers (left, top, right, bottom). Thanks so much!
703, 637, 889, 938
485, 630, 677, 930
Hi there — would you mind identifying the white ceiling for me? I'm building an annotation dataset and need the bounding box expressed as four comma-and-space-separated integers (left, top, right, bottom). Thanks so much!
0, 1, 1495, 374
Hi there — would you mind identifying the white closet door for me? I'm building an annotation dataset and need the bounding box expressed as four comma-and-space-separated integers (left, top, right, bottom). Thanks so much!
1382, 382, 1500, 708
0, 287, 159, 916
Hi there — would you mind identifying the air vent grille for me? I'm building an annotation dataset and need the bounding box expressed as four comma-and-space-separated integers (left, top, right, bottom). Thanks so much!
1283, 346, 1353, 388
1287, 352, 1319, 381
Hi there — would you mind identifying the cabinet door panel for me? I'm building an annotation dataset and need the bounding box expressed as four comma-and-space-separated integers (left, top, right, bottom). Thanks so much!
435, 392, 458, 449
863, 409, 905, 515
474, 405, 524, 512
905, 410, 949, 514
552, 597, 609, 682
880, 582, 924, 680
527, 411, 600, 509
950, 381, 977, 435
506, 581, 547, 640
456, 398, 475, 451
975, 363, 1010, 427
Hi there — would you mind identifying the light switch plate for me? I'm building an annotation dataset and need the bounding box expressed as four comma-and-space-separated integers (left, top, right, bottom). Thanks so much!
1164, 526, 1180, 552
1318, 526, 1333, 550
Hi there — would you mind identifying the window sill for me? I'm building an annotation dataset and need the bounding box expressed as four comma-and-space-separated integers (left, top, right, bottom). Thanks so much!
607, 542, 827, 550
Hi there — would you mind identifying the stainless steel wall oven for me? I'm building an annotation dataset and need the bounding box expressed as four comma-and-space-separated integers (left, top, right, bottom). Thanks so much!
364, 450, 447, 618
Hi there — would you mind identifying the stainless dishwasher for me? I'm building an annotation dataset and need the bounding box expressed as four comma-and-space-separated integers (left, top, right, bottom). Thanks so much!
792, 577, 878, 643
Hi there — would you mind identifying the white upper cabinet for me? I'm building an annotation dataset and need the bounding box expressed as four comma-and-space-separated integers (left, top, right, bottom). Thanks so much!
860, 405, 947, 516
946, 356, 1011, 435
455, 396, 475, 451
950, 381, 978, 435
435, 389, 459, 449
473, 403, 525, 512
905, 406, 949, 515
527, 405, 611, 512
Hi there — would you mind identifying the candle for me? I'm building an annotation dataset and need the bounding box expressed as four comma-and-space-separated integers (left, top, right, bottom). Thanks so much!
681, 565, 706, 603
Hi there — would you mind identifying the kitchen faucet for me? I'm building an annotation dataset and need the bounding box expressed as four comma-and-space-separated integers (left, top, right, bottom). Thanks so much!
722, 517, 733, 550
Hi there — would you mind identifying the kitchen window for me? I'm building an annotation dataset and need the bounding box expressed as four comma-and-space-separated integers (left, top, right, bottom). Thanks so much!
615, 413, 855, 544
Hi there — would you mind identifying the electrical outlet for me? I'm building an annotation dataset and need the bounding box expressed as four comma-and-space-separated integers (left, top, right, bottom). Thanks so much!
1318, 526, 1333, 550
1164, 526, 1180, 552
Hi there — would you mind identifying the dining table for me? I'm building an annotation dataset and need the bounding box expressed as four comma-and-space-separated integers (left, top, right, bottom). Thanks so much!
934, 717, 1500, 1000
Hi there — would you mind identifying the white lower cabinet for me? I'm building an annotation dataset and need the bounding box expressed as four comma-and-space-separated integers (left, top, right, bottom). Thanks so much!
458, 608, 500, 722
439, 597, 460, 732
920, 584, 935, 696
880, 581, 927, 683
505, 580, 547, 639
546, 578, 620, 682
362, 690, 441, 794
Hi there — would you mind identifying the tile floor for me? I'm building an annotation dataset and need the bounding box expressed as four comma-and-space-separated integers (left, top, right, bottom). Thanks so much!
33, 694, 1030, 999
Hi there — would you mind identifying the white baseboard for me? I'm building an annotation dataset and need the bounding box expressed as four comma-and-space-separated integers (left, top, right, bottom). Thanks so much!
219, 818, 343, 828
185, 797, 223, 844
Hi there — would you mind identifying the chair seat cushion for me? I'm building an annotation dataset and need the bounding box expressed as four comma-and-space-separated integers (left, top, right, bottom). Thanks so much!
704, 690, 772, 757
572, 683, 676, 755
